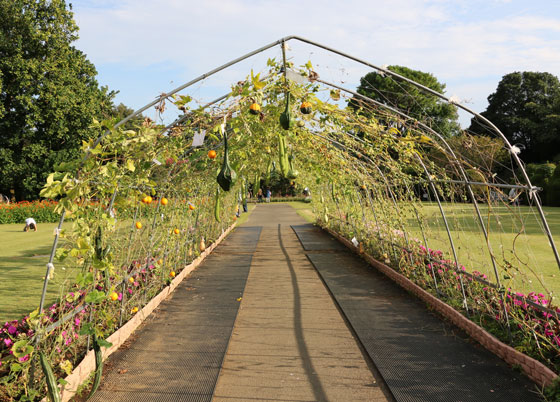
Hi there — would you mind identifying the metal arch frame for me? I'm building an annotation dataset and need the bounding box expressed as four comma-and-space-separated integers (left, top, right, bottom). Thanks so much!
90, 34, 557, 270
39, 34, 560, 325
312, 79, 515, 325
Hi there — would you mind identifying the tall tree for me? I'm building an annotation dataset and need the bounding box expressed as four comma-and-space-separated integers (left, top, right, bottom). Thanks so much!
469, 72, 560, 164
0, 0, 116, 200
349, 65, 460, 137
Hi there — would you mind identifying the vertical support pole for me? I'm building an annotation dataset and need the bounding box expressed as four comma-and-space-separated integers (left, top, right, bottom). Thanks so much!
39, 210, 66, 313
416, 155, 470, 313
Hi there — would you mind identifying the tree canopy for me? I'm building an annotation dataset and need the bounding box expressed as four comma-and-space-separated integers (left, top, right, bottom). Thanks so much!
469, 71, 560, 164
349, 65, 460, 137
0, 0, 116, 200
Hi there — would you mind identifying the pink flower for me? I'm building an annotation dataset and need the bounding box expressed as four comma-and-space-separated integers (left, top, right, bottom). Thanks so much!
118, 293, 123, 301
128, 289, 133, 295
74, 317, 81, 326
3, 338, 13, 348
7, 326, 17, 335
18, 354, 29, 362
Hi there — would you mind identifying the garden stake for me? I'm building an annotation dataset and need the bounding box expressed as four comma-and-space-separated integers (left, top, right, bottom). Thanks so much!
416, 155, 470, 314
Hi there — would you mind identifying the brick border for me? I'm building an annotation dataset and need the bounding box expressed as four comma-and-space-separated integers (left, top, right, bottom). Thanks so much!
55, 224, 236, 402
324, 227, 558, 388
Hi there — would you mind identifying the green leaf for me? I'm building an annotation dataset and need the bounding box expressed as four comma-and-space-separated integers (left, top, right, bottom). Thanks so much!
10, 363, 22, 373
251, 69, 265, 90
125, 159, 136, 172
11, 339, 34, 358
79, 323, 95, 336
97, 338, 113, 348
85, 290, 106, 304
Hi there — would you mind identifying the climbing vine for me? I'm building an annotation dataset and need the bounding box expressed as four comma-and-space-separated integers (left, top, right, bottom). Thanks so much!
1, 52, 559, 400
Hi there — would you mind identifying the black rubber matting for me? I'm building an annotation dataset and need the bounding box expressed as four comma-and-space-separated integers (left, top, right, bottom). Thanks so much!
90, 226, 262, 402
291, 223, 346, 251
292, 224, 542, 402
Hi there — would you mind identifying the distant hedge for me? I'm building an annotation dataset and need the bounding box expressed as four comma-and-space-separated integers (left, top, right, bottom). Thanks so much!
0, 200, 61, 224
526, 163, 560, 206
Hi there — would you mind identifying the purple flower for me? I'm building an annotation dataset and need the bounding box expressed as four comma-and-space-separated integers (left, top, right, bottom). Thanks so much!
7, 326, 17, 335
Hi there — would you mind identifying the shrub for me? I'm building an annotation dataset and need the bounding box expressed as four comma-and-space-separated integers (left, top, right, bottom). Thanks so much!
0, 200, 60, 224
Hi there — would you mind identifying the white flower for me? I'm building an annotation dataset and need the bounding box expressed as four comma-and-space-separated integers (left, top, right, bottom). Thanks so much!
448, 95, 461, 105
510, 145, 521, 155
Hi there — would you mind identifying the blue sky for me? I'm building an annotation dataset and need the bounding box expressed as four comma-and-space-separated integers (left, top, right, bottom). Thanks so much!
71, 0, 560, 127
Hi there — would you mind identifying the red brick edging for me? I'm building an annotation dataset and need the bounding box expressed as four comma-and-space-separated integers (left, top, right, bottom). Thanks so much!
54, 224, 236, 402
324, 227, 558, 388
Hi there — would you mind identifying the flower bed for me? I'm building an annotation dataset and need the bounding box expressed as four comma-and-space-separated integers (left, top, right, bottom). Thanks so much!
0, 200, 60, 224
321, 216, 560, 383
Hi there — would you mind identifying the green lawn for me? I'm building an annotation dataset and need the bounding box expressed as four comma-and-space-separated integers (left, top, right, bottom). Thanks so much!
0, 222, 78, 323
402, 203, 560, 298
2, 201, 559, 323
286, 200, 315, 222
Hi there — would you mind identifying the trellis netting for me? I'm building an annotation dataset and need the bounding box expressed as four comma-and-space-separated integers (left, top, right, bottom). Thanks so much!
1, 36, 559, 400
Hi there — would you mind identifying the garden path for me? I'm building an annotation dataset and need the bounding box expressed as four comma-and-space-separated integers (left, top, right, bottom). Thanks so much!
91, 204, 541, 402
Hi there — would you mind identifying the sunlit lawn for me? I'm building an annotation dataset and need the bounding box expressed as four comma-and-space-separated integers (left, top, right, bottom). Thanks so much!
2, 201, 560, 322
403, 203, 560, 298
0, 222, 78, 323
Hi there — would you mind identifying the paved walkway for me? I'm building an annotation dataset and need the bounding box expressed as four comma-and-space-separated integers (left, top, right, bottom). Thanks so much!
93, 204, 541, 402
212, 205, 386, 401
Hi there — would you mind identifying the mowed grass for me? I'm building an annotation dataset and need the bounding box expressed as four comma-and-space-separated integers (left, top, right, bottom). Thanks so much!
404, 203, 560, 298
0, 222, 78, 323
286, 200, 315, 223
0, 205, 258, 323
2, 201, 560, 322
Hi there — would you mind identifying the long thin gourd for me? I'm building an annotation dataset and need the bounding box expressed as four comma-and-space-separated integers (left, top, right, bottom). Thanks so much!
40, 352, 61, 402
214, 188, 221, 222
278, 135, 289, 177
86, 334, 103, 400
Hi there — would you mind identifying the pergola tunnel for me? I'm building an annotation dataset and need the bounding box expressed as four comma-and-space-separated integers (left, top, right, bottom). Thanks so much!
3, 36, 560, 401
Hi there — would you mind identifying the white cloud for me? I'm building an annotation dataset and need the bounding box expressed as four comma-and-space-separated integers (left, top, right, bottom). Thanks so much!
71, 0, 560, 122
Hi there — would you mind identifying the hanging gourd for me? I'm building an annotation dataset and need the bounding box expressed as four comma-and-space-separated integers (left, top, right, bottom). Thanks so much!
264, 158, 273, 186
279, 92, 292, 130
278, 135, 289, 178
300, 101, 312, 114
241, 177, 248, 205
214, 188, 221, 223
287, 153, 299, 180
253, 173, 260, 195
249, 103, 261, 115
216, 131, 237, 191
